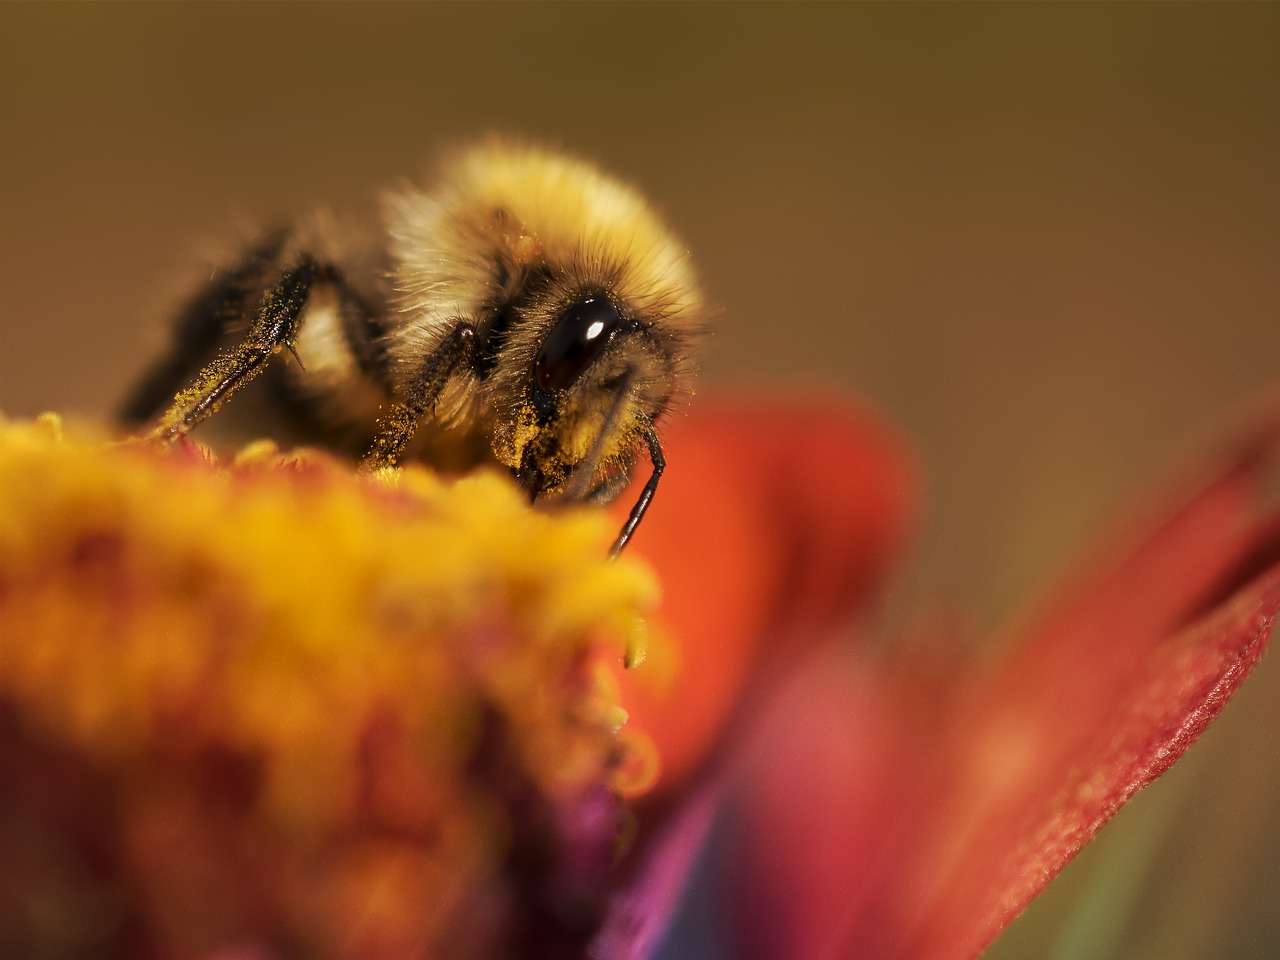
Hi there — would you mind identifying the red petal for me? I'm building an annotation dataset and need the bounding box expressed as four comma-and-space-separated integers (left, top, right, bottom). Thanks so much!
615, 394, 917, 792
729, 406, 1280, 959
917, 562, 1279, 960
904, 413, 1280, 958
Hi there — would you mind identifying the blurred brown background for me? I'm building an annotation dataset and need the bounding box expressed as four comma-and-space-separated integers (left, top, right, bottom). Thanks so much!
1, 3, 1277, 957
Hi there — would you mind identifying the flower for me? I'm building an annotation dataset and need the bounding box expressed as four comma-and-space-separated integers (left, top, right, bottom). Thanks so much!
2, 393, 1277, 960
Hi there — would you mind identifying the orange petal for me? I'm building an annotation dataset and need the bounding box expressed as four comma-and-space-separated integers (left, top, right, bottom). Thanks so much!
615, 394, 917, 792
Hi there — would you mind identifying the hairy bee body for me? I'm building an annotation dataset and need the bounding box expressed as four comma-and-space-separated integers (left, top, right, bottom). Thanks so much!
123, 141, 706, 552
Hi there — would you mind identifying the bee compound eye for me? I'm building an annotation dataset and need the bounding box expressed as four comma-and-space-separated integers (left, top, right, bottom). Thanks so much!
535, 295, 625, 394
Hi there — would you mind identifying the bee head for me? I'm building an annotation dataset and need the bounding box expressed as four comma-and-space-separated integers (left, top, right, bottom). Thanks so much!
500, 290, 673, 503
385, 142, 705, 505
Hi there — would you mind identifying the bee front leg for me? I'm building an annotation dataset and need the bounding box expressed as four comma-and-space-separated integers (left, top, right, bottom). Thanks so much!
150, 258, 322, 443
361, 324, 477, 470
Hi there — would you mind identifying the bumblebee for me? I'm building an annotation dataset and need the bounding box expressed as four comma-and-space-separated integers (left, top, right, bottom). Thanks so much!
121, 141, 706, 554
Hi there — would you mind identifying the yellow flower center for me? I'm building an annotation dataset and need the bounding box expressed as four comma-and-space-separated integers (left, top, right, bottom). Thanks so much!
0, 413, 661, 958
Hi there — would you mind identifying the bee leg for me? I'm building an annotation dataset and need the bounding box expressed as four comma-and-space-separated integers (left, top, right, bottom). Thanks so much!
118, 231, 290, 425
361, 324, 477, 470
150, 258, 321, 443
608, 424, 665, 558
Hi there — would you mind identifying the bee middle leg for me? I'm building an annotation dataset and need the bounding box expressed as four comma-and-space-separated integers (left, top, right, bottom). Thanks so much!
361, 323, 477, 470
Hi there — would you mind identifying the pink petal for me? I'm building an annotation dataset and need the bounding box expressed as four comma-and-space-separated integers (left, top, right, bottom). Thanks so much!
590, 780, 723, 960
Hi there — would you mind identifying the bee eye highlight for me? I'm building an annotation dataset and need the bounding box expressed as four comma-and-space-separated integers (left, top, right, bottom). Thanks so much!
535, 295, 625, 394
